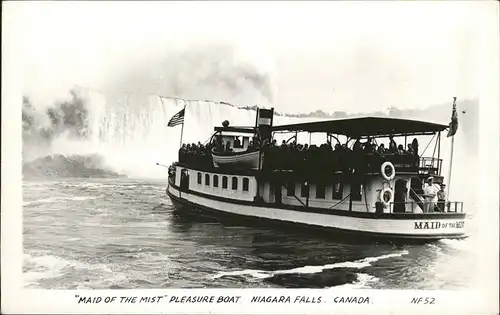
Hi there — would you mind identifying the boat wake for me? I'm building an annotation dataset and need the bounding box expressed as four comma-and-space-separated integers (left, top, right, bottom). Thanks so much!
211, 251, 409, 281
438, 238, 471, 251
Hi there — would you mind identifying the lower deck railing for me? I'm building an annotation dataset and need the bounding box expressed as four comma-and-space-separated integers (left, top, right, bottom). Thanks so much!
390, 201, 464, 214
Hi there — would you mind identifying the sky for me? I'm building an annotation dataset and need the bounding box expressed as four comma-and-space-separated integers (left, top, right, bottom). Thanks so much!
6, 1, 493, 114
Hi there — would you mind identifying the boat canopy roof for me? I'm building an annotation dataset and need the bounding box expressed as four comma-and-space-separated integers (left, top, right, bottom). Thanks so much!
272, 116, 448, 138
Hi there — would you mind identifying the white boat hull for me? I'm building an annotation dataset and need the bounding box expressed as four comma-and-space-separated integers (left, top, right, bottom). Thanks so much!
167, 184, 467, 240
212, 151, 262, 169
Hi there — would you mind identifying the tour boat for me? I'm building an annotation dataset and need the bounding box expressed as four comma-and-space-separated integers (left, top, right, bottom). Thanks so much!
166, 102, 466, 242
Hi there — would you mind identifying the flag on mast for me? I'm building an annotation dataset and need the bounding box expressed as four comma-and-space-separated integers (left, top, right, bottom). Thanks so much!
447, 97, 458, 137
168, 108, 185, 127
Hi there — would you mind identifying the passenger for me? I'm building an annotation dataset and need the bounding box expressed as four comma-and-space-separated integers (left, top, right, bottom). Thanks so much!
397, 144, 405, 155
234, 137, 241, 148
353, 138, 362, 152
377, 143, 386, 154
215, 140, 224, 152
411, 138, 419, 156
262, 139, 270, 149
225, 141, 232, 152
407, 144, 414, 155
388, 135, 398, 154
363, 137, 375, 153
422, 176, 439, 213
437, 183, 447, 212
179, 144, 187, 162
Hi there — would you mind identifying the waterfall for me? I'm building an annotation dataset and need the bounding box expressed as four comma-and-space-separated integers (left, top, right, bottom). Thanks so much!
47, 89, 325, 179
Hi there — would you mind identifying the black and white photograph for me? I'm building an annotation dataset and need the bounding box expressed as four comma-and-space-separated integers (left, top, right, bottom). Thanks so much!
2, 1, 499, 314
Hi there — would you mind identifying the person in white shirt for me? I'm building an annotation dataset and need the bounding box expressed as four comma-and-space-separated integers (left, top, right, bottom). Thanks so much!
422, 177, 439, 212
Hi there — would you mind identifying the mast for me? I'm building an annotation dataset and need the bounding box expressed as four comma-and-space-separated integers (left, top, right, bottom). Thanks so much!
179, 100, 187, 148
446, 97, 458, 201
437, 131, 441, 175
447, 136, 454, 201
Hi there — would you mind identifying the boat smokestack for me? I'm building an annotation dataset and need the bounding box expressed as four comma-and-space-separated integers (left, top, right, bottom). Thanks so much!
256, 108, 274, 142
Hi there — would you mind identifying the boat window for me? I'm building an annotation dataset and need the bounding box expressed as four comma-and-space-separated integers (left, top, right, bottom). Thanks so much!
232, 177, 238, 190
197, 172, 202, 185
351, 184, 362, 201
300, 183, 309, 198
286, 182, 295, 196
316, 183, 326, 199
213, 175, 219, 187
332, 182, 343, 200
205, 174, 210, 186
222, 176, 228, 189
242, 178, 249, 191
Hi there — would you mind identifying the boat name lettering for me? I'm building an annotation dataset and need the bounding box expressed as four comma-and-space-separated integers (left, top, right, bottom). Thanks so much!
414, 221, 465, 229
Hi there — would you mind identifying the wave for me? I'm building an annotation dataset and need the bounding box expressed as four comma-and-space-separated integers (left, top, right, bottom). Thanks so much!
23, 251, 113, 287
425, 243, 443, 252
23, 195, 100, 206
331, 273, 380, 289
55, 182, 122, 189
211, 251, 409, 280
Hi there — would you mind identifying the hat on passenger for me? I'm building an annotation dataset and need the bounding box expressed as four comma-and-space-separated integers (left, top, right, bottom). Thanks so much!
427, 176, 434, 181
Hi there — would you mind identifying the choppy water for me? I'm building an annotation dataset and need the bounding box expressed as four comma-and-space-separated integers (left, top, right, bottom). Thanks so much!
23, 178, 478, 289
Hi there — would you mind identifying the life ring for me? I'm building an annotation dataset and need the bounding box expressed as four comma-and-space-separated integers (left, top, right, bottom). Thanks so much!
381, 161, 396, 180
379, 187, 393, 207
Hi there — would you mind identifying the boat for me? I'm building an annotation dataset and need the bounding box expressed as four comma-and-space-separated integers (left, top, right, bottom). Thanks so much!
166, 104, 467, 242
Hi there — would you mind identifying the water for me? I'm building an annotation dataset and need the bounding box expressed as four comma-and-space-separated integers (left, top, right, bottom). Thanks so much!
23, 178, 478, 290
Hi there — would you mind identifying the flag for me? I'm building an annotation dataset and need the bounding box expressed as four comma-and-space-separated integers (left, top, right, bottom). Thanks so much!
447, 97, 458, 137
168, 108, 185, 127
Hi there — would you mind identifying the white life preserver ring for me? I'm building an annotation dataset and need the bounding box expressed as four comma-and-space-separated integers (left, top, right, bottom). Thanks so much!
379, 187, 393, 207
381, 161, 396, 181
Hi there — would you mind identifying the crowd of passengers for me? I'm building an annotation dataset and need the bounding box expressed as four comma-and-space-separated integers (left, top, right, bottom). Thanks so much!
178, 142, 214, 167
178, 135, 420, 172
263, 136, 420, 172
